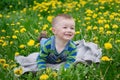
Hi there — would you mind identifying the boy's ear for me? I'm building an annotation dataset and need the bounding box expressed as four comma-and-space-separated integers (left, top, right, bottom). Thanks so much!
52, 27, 56, 34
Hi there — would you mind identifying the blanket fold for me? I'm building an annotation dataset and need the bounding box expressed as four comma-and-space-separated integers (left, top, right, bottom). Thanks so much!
14, 39, 102, 74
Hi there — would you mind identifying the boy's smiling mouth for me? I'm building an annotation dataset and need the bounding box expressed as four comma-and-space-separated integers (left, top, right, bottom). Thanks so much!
65, 33, 73, 37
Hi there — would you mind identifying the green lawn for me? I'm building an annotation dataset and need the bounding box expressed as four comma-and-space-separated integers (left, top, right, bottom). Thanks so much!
0, 0, 120, 80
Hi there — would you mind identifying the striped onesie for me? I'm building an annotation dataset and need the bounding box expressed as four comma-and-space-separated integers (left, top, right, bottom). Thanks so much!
37, 36, 77, 70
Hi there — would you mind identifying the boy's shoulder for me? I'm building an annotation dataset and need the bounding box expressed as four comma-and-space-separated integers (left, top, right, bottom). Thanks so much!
69, 40, 77, 49
44, 36, 53, 45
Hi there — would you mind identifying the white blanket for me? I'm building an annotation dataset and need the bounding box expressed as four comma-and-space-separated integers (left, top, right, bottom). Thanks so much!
15, 39, 102, 74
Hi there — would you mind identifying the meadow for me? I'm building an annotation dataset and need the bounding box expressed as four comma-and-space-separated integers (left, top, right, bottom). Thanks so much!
0, 0, 120, 80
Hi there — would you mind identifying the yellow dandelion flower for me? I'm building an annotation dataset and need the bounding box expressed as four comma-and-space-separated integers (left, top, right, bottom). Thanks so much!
93, 37, 98, 41
99, 30, 104, 34
106, 31, 112, 35
42, 27, 46, 30
18, 1, 21, 5
104, 42, 112, 49
86, 13, 92, 17
3, 63, 9, 69
47, 16, 54, 22
99, 27, 104, 31
39, 17, 43, 20
46, 68, 52, 74
42, 24, 48, 30
49, 27, 52, 31
9, 5, 13, 8
104, 24, 110, 29
20, 28, 26, 33
81, 0, 86, 6
19, 44, 25, 49
14, 30, 19, 33
39, 74, 49, 80
27, 39, 35, 46
6, 15, 10, 18
20, 25, 24, 27
92, 13, 97, 18
94, 40, 99, 44
86, 26, 92, 31
84, 17, 91, 20
10, 41, 13, 45
98, 19, 104, 24
16, 22, 21, 25
37, 14, 41, 17
77, 20, 81, 22
35, 43, 40, 47
34, 29, 39, 33
75, 8, 79, 11
93, 26, 98, 30
85, 9, 93, 14
109, 15, 114, 19
0, 39, 4, 43
15, 52, 20, 56
6, 36, 10, 38
101, 56, 112, 61
75, 31, 80, 34
2, 41, 7, 47
0, 14, 3, 18
12, 35, 17, 39
1, 36, 5, 39
99, 0, 106, 4
112, 24, 118, 29
20, 18, 24, 21
0, 59, 6, 64
52, 71, 57, 77
14, 67, 23, 76
115, 40, 120, 43
1, 29, 6, 33
44, 24, 48, 28
11, 23, 15, 26
100, 6, 105, 9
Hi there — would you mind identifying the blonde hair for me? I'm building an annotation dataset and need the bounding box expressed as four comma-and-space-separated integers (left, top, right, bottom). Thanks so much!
52, 14, 74, 27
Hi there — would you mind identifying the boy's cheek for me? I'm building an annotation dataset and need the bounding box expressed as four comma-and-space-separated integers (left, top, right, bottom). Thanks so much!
73, 32, 76, 35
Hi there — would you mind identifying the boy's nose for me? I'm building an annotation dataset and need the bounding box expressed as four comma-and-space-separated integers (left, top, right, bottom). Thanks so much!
67, 28, 73, 32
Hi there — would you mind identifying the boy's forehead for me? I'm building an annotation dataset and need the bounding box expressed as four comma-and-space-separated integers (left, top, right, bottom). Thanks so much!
56, 18, 75, 24
56, 17, 72, 21
52, 16, 75, 27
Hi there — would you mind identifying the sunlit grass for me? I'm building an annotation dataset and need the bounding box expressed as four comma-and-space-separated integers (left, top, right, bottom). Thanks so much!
0, 0, 120, 80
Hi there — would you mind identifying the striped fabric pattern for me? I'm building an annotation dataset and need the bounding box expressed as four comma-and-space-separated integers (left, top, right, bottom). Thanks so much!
37, 36, 77, 70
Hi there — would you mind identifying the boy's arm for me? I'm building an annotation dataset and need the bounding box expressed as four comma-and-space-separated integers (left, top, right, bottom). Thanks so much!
64, 48, 77, 69
37, 46, 48, 70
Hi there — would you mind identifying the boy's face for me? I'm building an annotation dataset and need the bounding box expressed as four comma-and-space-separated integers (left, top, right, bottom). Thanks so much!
52, 18, 75, 41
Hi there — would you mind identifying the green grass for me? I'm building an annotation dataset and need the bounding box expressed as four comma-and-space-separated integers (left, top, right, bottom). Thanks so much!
0, 0, 120, 80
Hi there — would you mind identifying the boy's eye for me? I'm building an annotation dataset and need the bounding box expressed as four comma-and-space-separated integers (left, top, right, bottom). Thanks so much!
71, 27, 75, 30
63, 27, 67, 29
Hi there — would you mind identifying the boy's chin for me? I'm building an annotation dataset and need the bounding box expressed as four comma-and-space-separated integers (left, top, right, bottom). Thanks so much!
63, 38, 72, 41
